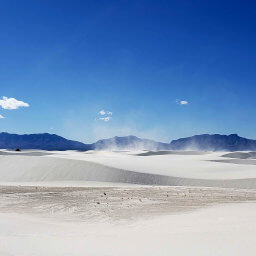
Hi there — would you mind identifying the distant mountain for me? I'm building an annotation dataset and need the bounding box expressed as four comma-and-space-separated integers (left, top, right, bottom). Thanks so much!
93, 134, 256, 151
0, 132, 91, 151
169, 134, 256, 151
1, 132, 256, 152
92, 135, 169, 151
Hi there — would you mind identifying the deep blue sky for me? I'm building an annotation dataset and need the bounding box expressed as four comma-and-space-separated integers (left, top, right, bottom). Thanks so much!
0, 0, 256, 143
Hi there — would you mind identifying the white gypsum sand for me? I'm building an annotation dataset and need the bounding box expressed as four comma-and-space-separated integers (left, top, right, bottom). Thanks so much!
49, 150, 256, 179
0, 185, 256, 256
1, 150, 256, 188
1, 185, 256, 221
0, 150, 256, 255
0, 201, 256, 256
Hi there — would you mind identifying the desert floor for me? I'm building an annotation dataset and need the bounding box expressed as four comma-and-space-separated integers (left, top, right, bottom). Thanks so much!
1, 150, 256, 255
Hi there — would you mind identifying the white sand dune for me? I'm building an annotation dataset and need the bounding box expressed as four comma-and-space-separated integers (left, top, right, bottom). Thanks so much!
1, 150, 256, 188
0, 202, 256, 256
50, 150, 256, 179
1, 150, 256, 256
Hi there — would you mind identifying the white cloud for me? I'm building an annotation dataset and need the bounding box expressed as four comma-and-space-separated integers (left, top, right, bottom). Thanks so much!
99, 116, 112, 122
98, 109, 113, 122
0, 96, 29, 110
176, 99, 189, 105
0, 115, 4, 119
98, 110, 106, 115
98, 110, 113, 116
180, 100, 188, 105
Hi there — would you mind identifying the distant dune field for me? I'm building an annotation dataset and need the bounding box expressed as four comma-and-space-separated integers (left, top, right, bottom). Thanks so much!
1, 150, 256, 189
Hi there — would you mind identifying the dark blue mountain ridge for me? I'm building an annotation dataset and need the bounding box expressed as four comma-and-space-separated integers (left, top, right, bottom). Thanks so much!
169, 134, 256, 151
1, 132, 256, 151
0, 132, 92, 151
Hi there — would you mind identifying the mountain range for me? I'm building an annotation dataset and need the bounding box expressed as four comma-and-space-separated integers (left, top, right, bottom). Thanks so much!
0, 132, 91, 151
1, 132, 256, 152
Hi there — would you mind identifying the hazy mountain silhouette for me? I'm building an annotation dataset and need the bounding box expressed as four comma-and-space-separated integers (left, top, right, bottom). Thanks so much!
1, 132, 256, 151
92, 135, 169, 150
93, 134, 256, 151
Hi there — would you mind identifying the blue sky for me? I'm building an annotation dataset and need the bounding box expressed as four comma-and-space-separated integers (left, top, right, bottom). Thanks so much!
1, 0, 256, 143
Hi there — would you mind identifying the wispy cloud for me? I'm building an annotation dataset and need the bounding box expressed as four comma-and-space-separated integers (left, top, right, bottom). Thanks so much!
98, 109, 113, 122
0, 115, 4, 119
99, 116, 112, 122
176, 99, 189, 105
0, 96, 30, 110
98, 109, 106, 115
98, 109, 112, 115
